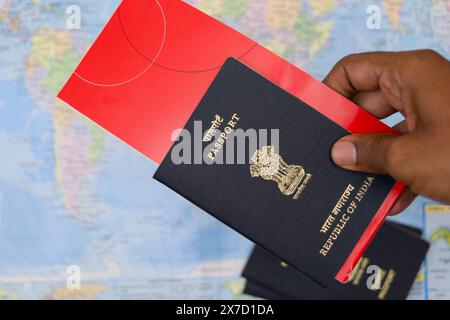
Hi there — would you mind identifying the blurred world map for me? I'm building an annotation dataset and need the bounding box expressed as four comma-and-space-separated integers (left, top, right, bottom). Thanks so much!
0, 0, 449, 299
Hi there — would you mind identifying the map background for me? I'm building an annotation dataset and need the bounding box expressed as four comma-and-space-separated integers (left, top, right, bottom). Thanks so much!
0, 0, 449, 299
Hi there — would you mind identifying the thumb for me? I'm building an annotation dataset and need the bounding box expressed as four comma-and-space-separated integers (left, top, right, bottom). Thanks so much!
331, 134, 398, 174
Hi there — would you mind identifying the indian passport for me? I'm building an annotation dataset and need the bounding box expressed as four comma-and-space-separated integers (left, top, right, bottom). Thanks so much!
153, 58, 401, 287
242, 222, 429, 300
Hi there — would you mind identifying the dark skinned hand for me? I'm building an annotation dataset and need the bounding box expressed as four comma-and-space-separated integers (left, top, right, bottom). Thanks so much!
323, 50, 450, 215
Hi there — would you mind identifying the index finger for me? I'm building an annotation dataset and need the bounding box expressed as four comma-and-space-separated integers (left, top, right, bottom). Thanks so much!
323, 52, 413, 115
323, 52, 395, 97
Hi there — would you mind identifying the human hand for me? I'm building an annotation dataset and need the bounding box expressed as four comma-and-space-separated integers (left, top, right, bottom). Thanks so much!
323, 50, 450, 215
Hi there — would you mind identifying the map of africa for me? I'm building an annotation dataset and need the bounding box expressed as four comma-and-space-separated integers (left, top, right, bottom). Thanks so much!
0, 0, 449, 299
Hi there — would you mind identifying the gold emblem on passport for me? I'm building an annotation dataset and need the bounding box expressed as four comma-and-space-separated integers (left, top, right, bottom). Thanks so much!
250, 145, 312, 200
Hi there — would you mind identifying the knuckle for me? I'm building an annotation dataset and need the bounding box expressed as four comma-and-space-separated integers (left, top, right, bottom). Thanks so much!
407, 49, 444, 70
340, 53, 356, 63
373, 135, 400, 173
418, 49, 442, 61
336, 53, 360, 68
355, 135, 388, 172
383, 142, 402, 173
343, 53, 359, 61
384, 137, 418, 180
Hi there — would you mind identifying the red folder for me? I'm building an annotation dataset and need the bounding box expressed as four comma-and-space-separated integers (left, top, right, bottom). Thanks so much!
58, 0, 404, 283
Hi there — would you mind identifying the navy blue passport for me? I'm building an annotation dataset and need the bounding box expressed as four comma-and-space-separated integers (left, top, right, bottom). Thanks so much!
153, 58, 397, 287
242, 222, 429, 300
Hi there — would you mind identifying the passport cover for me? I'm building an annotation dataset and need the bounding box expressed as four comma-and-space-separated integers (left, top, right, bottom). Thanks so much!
58, 0, 405, 283
242, 222, 429, 300
154, 58, 400, 286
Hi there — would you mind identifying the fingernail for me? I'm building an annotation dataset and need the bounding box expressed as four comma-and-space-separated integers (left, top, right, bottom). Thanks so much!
331, 140, 357, 166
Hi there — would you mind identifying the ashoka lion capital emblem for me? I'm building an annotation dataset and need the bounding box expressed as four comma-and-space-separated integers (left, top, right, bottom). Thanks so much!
250, 146, 310, 198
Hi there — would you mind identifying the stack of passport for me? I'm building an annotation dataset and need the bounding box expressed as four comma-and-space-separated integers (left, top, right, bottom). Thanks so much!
153, 58, 409, 287
57, 0, 428, 293
242, 221, 429, 300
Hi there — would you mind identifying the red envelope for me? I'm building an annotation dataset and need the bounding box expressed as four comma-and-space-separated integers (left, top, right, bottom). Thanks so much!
58, 0, 405, 284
